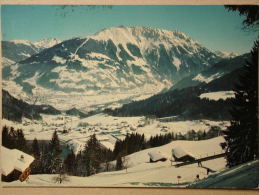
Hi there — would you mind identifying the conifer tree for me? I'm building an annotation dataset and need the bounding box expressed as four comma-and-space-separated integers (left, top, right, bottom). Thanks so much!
16, 129, 27, 152
30, 138, 42, 174
64, 149, 76, 175
72, 151, 83, 176
49, 130, 62, 156
223, 41, 258, 167
98, 148, 113, 172
2, 126, 11, 148
9, 127, 17, 149
45, 130, 63, 173
31, 138, 40, 159
83, 134, 101, 176
113, 140, 123, 159
116, 155, 123, 170
225, 5, 259, 29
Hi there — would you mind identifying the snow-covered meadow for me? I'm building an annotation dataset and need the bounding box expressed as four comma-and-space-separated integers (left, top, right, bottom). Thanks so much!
199, 91, 235, 101
3, 137, 227, 187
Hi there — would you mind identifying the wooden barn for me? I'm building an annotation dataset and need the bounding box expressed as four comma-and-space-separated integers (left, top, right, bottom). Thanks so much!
172, 147, 196, 162
1, 146, 34, 182
148, 151, 167, 163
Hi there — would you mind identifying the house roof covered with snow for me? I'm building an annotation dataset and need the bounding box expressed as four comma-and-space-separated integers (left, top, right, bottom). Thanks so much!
148, 151, 167, 162
172, 146, 196, 159
1, 146, 34, 176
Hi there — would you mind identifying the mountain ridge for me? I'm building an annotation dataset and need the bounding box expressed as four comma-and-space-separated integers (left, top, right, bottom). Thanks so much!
4, 26, 226, 97
2, 38, 62, 65
169, 53, 249, 91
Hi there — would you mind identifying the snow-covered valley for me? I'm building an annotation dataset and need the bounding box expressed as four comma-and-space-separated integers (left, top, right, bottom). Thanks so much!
2, 79, 166, 111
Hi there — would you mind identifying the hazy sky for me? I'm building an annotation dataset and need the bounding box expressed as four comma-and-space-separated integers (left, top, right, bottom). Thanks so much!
1, 5, 257, 53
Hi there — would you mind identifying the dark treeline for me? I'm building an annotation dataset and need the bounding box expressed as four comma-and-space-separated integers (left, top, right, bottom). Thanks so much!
104, 87, 232, 121
113, 133, 146, 159
112, 132, 175, 163
147, 133, 175, 147
2, 125, 28, 152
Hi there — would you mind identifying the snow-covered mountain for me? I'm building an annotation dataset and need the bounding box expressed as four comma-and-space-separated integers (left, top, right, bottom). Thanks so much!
107, 54, 251, 120
3, 26, 224, 97
214, 50, 240, 59
33, 38, 62, 50
2, 40, 40, 65
2, 38, 61, 66
169, 53, 249, 91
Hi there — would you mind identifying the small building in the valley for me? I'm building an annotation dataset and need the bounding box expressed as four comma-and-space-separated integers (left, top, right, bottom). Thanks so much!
172, 147, 196, 162
1, 146, 34, 182
148, 151, 167, 163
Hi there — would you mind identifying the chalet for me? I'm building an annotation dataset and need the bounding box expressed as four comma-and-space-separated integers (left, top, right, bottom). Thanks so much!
1, 146, 34, 182
148, 151, 167, 163
172, 147, 196, 162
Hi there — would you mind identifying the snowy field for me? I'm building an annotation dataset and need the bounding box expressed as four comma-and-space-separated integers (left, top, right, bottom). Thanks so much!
3, 137, 227, 187
2, 113, 229, 153
199, 91, 235, 101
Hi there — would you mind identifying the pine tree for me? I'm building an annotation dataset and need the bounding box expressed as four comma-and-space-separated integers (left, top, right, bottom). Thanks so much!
16, 129, 27, 152
83, 134, 102, 176
2, 126, 11, 148
45, 130, 63, 173
64, 149, 76, 175
102, 148, 113, 171
225, 5, 259, 29
49, 130, 62, 156
40, 144, 51, 173
31, 138, 40, 159
74, 151, 85, 176
30, 138, 42, 174
116, 155, 123, 170
113, 140, 122, 159
223, 41, 258, 167
9, 127, 17, 149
